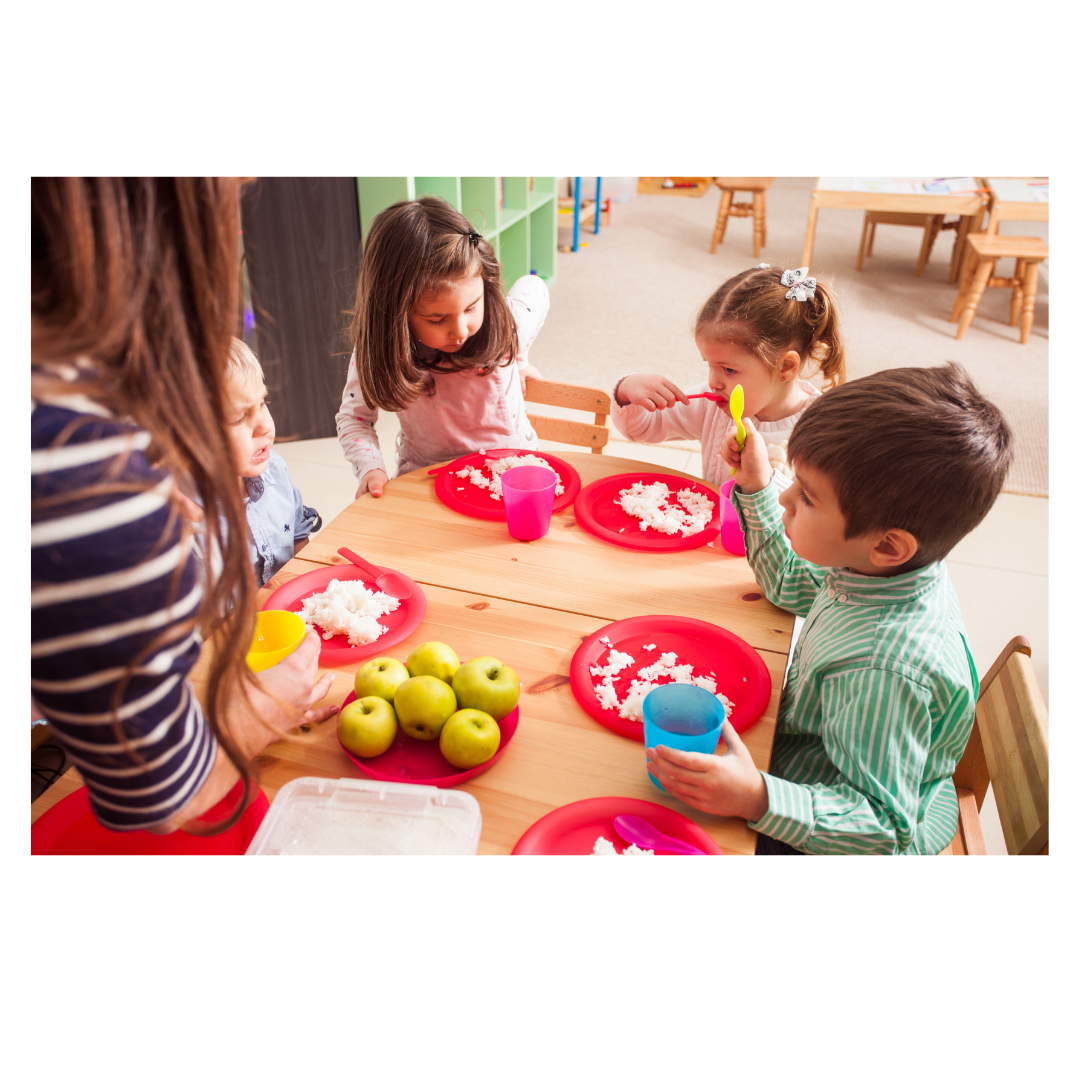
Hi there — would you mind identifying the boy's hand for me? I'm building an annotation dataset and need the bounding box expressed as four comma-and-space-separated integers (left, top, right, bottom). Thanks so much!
356, 469, 388, 499
645, 721, 769, 821
615, 374, 690, 411
518, 362, 542, 393
719, 416, 772, 495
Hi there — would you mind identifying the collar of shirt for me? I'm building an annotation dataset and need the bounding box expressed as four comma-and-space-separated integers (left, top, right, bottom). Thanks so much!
244, 463, 278, 504
821, 560, 943, 607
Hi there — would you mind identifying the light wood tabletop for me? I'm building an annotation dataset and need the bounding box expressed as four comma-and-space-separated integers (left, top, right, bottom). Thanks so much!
802, 177, 990, 282
32, 452, 795, 856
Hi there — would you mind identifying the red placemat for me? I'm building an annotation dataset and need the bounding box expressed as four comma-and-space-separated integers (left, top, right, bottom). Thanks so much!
569, 615, 771, 741
573, 472, 721, 551
512, 796, 723, 855
432, 450, 580, 521
263, 564, 426, 666
338, 691, 519, 788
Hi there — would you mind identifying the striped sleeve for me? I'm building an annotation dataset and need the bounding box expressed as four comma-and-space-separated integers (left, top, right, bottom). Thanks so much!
31, 403, 217, 831
731, 481, 826, 617
749, 665, 933, 855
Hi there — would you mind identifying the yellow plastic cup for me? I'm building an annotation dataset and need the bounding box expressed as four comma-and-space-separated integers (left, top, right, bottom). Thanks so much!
246, 610, 307, 672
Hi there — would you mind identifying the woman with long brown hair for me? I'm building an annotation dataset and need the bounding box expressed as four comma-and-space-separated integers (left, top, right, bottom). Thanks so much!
31, 178, 337, 835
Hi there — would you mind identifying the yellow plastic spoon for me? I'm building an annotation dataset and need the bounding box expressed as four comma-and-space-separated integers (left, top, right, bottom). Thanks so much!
729, 384, 746, 476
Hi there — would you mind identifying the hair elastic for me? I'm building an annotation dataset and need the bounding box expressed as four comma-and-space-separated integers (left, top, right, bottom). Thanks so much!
755, 263, 771, 269
781, 267, 816, 302
467, 229, 481, 248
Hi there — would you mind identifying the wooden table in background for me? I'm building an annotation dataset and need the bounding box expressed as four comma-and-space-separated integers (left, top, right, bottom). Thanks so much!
32, 453, 795, 856
802, 177, 989, 282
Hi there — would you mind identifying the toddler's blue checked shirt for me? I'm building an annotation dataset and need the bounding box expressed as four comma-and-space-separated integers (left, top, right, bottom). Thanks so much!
244, 450, 321, 586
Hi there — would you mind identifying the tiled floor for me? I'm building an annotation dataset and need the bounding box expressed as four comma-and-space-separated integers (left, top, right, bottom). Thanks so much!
276, 429, 1049, 857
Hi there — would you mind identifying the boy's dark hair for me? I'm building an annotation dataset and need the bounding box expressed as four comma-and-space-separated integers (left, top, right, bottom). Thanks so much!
786, 363, 1013, 567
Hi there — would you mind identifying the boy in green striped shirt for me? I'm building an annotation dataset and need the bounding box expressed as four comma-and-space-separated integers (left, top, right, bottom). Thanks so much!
646, 363, 1013, 855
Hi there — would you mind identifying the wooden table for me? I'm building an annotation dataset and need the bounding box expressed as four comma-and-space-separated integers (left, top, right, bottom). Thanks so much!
32, 453, 794, 856
802, 177, 990, 282
982, 177, 1049, 232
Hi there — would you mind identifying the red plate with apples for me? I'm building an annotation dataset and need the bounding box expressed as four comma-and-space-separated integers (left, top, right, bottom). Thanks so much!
431, 449, 581, 521
262, 565, 427, 666
511, 797, 724, 855
337, 690, 520, 788
569, 615, 771, 742
573, 472, 721, 552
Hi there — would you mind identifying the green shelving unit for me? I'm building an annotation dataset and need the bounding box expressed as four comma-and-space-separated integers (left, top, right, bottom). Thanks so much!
356, 176, 558, 287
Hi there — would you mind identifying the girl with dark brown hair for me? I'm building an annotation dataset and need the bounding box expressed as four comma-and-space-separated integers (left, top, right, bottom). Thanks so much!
337, 196, 549, 496
610, 264, 847, 489
31, 178, 338, 837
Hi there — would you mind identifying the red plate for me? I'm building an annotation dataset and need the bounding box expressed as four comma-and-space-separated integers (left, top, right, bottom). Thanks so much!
432, 450, 581, 521
569, 615, 771, 741
511, 796, 724, 855
262, 565, 427, 667
338, 690, 519, 788
573, 472, 721, 551
31, 781, 269, 855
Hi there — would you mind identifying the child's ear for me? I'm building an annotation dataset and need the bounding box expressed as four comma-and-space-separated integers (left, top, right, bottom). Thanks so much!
779, 349, 801, 381
869, 528, 919, 568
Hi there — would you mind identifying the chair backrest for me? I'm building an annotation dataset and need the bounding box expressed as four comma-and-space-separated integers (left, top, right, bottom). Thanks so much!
952, 636, 1049, 855
523, 378, 611, 454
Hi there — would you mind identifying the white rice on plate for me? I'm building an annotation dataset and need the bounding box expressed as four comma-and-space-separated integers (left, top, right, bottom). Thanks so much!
298, 578, 400, 646
616, 481, 713, 537
592, 836, 654, 856
455, 454, 566, 502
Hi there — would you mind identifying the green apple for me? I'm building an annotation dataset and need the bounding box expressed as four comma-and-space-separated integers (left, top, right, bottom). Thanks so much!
440, 709, 501, 769
354, 656, 409, 703
452, 656, 520, 721
405, 641, 460, 684
394, 675, 458, 741
338, 696, 398, 758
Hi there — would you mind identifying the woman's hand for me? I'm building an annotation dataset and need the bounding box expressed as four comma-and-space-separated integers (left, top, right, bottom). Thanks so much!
235, 630, 338, 754
615, 374, 690, 411
518, 362, 543, 393
645, 721, 769, 821
356, 469, 389, 499
718, 417, 773, 495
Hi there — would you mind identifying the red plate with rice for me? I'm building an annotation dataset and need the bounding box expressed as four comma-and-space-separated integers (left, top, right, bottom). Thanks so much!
573, 472, 722, 552
569, 615, 771, 741
262, 564, 427, 666
431, 449, 581, 521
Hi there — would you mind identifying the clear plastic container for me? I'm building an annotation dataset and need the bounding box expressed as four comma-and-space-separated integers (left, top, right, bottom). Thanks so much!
244, 776, 483, 855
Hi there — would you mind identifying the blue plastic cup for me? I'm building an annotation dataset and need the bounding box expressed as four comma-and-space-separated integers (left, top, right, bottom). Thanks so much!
643, 683, 726, 793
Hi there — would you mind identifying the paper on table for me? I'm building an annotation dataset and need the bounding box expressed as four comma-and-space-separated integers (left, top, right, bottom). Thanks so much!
986, 178, 1049, 203
850, 177, 979, 196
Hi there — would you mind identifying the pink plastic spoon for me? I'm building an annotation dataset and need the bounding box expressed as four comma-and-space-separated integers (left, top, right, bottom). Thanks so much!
686, 392, 725, 404
336, 547, 413, 600
612, 814, 708, 855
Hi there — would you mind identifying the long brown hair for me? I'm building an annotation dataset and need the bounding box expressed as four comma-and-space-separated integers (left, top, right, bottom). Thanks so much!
696, 265, 847, 388
31, 177, 260, 835
348, 196, 518, 412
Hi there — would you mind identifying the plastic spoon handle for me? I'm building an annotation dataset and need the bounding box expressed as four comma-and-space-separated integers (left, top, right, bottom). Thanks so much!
612, 815, 708, 856
336, 548, 412, 600
686, 392, 724, 403
728, 384, 745, 477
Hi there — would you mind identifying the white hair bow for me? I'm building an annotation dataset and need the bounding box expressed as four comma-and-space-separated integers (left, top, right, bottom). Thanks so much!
781, 267, 816, 301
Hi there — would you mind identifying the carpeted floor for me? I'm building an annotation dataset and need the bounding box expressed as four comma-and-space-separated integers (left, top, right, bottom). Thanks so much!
529, 177, 1048, 496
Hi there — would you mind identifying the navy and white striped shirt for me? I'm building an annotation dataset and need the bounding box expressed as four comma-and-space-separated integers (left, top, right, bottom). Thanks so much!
31, 394, 217, 831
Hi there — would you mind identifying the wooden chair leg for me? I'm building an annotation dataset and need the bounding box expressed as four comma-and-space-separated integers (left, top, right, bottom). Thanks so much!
956, 259, 994, 340
760, 191, 767, 247
1009, 260, 1025, 327
752, 192, 764, 258
1019, 259, 1040, 344
710, 190, 732, 253
857, 215, 870, 271
866, 221, 877, 258
950, 251, 978, 322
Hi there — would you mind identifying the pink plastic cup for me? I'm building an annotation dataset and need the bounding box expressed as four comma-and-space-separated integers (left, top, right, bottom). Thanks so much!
719, 478, 746, 556
501, 465, 557, 541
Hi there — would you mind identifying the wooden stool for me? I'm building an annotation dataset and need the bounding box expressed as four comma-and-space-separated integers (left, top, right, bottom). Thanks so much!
857, 211, 947, 277
710, 177, 773, 258
950, 233, 1049, 343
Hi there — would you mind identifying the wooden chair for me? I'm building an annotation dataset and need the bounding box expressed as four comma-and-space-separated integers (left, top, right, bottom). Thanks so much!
856, 211, 948, 277
941, 636, 1049, 855
523, 379, 611, 454
710, 178, 773, 258
949, 233, 1048, 343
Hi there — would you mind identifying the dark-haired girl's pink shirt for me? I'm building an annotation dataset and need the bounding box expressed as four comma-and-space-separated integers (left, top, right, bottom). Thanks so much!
337, 275, 549, 480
